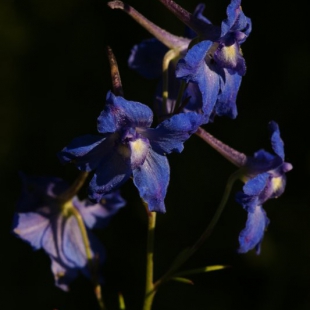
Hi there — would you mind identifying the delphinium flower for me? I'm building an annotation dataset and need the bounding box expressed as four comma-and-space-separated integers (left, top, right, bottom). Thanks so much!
58, 91, 202, 213
196, 121, 293, 253
13, 174, 126, 291
171, 0, 251, 122
109, 0, 251, 123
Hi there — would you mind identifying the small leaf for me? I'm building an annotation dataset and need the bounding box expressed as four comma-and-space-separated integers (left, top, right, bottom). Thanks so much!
174, 265, 228, 277
118, 292, 126, 310
170, 277, 194, 285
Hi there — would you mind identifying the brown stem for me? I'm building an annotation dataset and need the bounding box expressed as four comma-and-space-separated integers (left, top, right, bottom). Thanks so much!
195, 127, 248, 168
106, 46, 124, 97
108, 1, 189, 50
158, 0, 220, 40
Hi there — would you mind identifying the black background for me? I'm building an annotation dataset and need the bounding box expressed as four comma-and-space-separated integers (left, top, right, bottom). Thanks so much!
1, 0, 309, 309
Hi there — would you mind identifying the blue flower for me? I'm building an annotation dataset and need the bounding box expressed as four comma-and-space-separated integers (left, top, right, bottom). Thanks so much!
176, 0, 251, 123
58, 91, 202, 213
127, 1, 251, 123
236, 122, 293, 254
12, 174, 125, 291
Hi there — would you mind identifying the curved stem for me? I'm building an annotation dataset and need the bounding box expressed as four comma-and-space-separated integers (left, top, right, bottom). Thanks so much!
58, 171, 89, 202
162, 49, 180, 116
195, 127, 248, 168
143, 204, 157, 310
158, 0, 219, 40
152, 170, 242, 291
108, 1, 189, 50
70, 205, 107, 310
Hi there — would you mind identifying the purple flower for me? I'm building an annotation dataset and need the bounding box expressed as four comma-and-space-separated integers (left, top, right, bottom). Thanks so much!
58, 91, 202, 213
127, 1, 251, 123
236, 122, 293, 253
176, 0, 251, 123
12, 174, 125, 291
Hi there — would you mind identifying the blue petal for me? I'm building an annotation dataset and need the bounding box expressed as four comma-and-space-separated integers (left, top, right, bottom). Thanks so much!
74, 193, 126, 229
97, 91, 153, 133
238, 206, 270, 254
88, 147, 132, 202
58, 135, 109, 171
269, 121, 285, 160
62, 216, 88, 268
221, 0, 249, 37
243, 173, 270, 196
247, 149, 282, 174
235, 191, 260, 213
13, 212, 50, 250
128, 38, 168, 79
133, 149, 170, 213
143, 112, 202, 154
214, 42, 246, 75
215, 69, 242, 118
176, 40, 220, 123
182, 82, 203, 114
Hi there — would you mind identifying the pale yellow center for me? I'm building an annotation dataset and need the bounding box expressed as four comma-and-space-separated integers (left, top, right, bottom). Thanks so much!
271, 177, 283, 193
223, 45, 237, 64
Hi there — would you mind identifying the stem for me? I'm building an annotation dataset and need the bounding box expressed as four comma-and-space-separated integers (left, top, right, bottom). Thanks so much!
58, 171, 89, 202
162, 49, 180, 116
70, 206, 107, 310
107, 46, 124, 96
152, 170, 242, 291
158, 0, 219, 40
108, 1, 189, 50
143, 205, 157, 310
195, 127, 248, 168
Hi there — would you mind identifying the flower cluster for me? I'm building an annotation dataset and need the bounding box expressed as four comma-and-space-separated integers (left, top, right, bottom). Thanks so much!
13, 0, 293, 305
13, 174, 125, 290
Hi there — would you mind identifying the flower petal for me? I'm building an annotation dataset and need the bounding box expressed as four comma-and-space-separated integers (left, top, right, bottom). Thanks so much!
214, 42, 246, 75
176, 40, 220, 123
143, 112, 202, 154
243, 173, 270, 197
221, 0, 249, 37
88, 147, 132, 202
133, 149, 170, 213
58, 134, 109, 171
238, 206, 270, 254
74, 193, 126, 229
269, 121, 285, 160
13, 212, 50, 250
215, 69, 242, 118
97, 91, 153, 133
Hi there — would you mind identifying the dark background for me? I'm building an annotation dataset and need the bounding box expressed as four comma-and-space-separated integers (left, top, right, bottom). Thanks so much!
1, 0, 309, 309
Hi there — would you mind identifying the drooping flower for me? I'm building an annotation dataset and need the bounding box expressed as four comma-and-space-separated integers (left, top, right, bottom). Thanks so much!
195, 121, 292, 253
12, 174, 125, 291
122, 0, 251, 123
175, 0, 251, 123
58, 91, 202, 213
236, 121, 292, 254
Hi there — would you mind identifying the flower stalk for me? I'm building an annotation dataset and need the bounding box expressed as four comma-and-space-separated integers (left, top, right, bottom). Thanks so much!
143, 203, 157, 310
107, 1, 189, 50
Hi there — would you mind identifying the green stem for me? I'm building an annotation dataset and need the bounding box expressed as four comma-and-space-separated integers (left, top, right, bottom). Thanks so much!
162, 49, 180, 117
58, 171, 89, 202
152, 170, 242, 291
70, 205, 107, 310
143, 205, 157, 310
